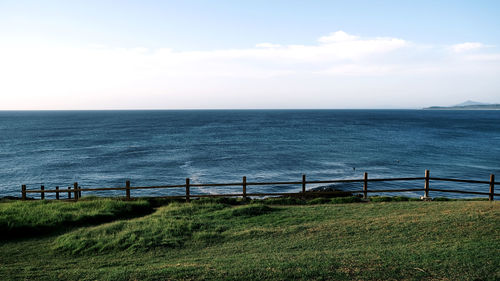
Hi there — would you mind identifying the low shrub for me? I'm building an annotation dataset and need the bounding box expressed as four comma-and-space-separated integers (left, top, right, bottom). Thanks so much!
307, 198, 332, 205
228, 204, 272, 217
192, 197, 243, 205
260, 197, 305, 205
330, 196, 363, 204
369, 196, 418, 202
433, 197, 451, 201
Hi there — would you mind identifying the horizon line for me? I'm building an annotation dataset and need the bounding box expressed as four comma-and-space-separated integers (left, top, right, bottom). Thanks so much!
0, 108, 427, 111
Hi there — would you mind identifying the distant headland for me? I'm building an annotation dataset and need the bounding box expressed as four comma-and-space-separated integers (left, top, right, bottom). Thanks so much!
424, 100, 500, 110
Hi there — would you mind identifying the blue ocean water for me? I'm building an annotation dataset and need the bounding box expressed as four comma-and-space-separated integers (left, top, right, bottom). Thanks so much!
0, 110, 499, 199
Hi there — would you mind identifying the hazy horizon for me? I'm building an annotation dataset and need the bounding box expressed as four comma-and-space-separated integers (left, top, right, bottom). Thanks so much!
1, 103, 495, 111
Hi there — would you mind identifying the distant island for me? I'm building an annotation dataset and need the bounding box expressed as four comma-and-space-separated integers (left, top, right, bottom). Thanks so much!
424, 100, 500, 110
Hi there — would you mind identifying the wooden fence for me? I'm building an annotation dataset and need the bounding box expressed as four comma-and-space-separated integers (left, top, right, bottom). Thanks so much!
21, 170, 498, 201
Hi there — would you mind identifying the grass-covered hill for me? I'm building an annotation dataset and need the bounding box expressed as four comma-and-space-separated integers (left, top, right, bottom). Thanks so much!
0, 197, 498, 280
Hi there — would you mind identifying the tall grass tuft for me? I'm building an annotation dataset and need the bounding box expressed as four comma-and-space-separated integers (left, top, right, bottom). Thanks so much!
0, 199, 152, 240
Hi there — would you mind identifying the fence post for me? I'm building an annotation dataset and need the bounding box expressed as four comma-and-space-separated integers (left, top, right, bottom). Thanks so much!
424, 170, 430, 198
56, 186, 59, 200
490, 174, 495, 201
242, 176, 247, 200
41, 185, 45, 200
186, 178, 190, 203
126, 180, 131, 200
363, 172, 368, 199
302, 174, 306, 193
68, 186, 72, 199
22, 185, 26, 200
73, 182, 78, 201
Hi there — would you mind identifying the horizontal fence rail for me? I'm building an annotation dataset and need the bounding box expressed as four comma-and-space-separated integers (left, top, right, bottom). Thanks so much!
20, 170, 499, 202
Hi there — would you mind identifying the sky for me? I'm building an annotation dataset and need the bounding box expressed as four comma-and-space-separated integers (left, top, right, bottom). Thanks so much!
0, 0, 499, 109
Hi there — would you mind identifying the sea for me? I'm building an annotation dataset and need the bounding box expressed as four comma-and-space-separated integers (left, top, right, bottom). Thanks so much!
1, 110, 499, 199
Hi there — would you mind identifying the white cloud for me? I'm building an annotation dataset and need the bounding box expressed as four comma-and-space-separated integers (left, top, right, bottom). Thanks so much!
318, 31, 359, 43
255, 43, 281, 48
318, 64, 400, 76
451, 42, 485, 52
463, 53, 500, 61
0, 31, 499, 109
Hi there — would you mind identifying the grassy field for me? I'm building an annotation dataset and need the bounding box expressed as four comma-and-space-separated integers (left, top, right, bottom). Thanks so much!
0, 197, 498, 280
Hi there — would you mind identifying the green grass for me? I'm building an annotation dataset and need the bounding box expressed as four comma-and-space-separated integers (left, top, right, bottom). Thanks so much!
0, 199, 498, 280
0, 198, 152, 239
369, 196, 421, 202
53, 203, 273, 254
